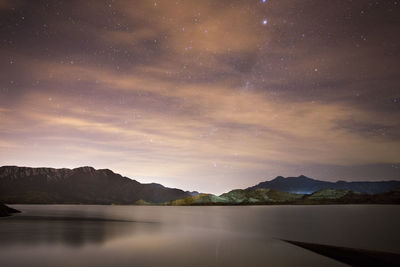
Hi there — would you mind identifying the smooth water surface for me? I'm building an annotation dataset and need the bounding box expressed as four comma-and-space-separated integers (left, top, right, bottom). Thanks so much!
1, 205, 399, 266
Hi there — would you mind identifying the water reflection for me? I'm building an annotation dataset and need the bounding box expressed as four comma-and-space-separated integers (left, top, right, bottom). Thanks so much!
0, 215, 157, 247
0, 205, 399, 267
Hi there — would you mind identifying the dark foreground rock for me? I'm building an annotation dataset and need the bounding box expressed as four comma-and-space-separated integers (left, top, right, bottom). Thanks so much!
0, 203, 20, 217
282, 239, 400, 267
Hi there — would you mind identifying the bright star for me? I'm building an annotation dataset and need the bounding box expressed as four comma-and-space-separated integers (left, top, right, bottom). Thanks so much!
263, 19, 268, 25
262, 0, 266, 3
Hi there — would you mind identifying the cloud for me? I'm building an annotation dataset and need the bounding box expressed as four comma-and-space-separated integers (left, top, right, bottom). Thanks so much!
0, 0, 399, 193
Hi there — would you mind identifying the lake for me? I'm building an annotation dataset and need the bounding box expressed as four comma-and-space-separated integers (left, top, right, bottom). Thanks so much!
0, 205, 399, 266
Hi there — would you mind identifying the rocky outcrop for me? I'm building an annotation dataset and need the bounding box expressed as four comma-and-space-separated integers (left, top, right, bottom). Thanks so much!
0, 203, 20, 217
282, 239, 400, 266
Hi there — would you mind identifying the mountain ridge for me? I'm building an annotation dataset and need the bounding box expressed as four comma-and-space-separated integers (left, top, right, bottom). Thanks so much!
0, 165, 190, 204
248, 175, 400, 194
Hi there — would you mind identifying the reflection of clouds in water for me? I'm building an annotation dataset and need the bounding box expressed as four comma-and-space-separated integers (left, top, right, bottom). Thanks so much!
0, 216, 158, 247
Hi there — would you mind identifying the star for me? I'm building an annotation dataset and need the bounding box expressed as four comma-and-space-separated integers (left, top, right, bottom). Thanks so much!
263, 19, 268, 25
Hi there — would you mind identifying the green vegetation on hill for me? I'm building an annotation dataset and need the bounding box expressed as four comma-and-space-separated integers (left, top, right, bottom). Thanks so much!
168, 188, 304, 205
220, 188, 304, 204
165, 188, 400, 206
307, 189, 351, 200
134, 199, 152, 205
170, 193, 228, 205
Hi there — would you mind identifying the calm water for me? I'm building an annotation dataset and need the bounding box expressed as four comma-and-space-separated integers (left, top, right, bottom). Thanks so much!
1, 205, 399, 267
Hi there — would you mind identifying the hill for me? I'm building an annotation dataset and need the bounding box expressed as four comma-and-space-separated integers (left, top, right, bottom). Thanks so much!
220, 188, 304, 204
169, 188, 304, 205
167, 188, 400, 205
170, 193, 229, 205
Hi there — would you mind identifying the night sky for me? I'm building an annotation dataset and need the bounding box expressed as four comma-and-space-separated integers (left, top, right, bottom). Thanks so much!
0, 0, 399, 193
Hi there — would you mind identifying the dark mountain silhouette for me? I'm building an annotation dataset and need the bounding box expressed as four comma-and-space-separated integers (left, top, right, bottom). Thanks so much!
0, 166, 190, 204
249, 175, 400, 194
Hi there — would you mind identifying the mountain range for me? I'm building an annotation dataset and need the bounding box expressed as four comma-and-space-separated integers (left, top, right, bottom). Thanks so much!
0, 166, 190, 204
1, 166, 399, 205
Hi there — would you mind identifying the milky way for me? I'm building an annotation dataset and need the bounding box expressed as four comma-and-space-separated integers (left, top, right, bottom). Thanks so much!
0, 0, 399, 193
